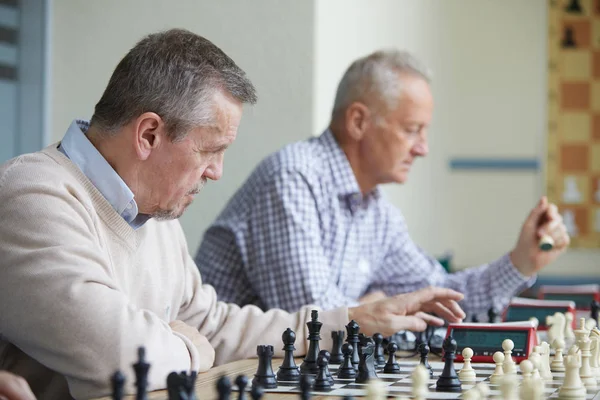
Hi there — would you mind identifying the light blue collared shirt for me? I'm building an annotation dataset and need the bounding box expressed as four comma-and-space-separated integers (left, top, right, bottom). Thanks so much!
58, 119, 147, 229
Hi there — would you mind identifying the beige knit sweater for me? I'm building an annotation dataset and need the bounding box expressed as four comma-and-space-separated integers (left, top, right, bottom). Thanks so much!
0, 145, 349, 399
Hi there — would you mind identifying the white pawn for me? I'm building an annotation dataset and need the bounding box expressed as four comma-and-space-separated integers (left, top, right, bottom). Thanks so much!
520, 359, 533, 381
520, 377, 545, 400
459, 347, 476, 382
564, 311, 575, 340
411, 364, 429, 400
551, 339, 566, 372
365, 378, 386, 400
589, 329, 600, 378
586, 318, 597, 331
501, 339, 516, 375
558, 354, 587, 399
529, 352, 542, 380
490, 351, 505, 384
499, 373, 518, 400
538, 342, 553, 381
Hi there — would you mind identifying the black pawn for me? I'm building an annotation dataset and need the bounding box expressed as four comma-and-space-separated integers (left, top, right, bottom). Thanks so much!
277, 328, 300, 381
318, 350, 334, 385
591, 300, 600, 326
436, 336, 462, 392
382, 342, 400, 374
216, 375, 232, 400
355, 338, 378, 383
418, 343, 433, 378
111, 370, 125, 400
562, 26, 577, 48
337, 343, 357, 379
345, 320, 360, 369
487, 308, 498, 323
299, 374, 312, 400
167, 372, 183, 400
471, 314, 479, 323
253, 345, 277, 389
300, 310, 322, 375
313, 355, 332, 391
372, 333, 386, 367
235, 375, 248, 400
565, 0, 583, 13
330, 330, 345, 364
250, 384, 264, 400
133, 347, 150, 400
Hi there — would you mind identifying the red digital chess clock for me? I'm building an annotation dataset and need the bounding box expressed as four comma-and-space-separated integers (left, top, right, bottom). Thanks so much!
502, 297, 576, 331
538, 284, 600, 311
445, 321, 537, 363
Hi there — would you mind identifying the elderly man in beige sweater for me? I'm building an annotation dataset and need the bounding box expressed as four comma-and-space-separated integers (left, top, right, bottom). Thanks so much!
0, 29, 465, 400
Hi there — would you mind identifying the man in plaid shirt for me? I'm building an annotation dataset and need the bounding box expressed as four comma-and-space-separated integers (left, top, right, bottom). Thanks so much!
195, 50, 569, 316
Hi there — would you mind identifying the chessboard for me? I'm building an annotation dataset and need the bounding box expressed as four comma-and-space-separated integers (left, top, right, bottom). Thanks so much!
546, 0, 600, 248
243, 360, 600, 399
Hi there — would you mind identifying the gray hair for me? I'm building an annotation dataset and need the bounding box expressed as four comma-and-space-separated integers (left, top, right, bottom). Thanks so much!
90, 28, 257, 141
331, 49, 431, 119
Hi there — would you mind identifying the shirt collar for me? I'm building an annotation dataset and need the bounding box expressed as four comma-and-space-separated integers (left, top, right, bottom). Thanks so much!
59, 119, 146, 228
318, 129, 381, 203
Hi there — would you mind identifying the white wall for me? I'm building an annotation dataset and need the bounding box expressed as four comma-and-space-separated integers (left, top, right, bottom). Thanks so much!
51, 0, 315, 255
314, 0, 599, 275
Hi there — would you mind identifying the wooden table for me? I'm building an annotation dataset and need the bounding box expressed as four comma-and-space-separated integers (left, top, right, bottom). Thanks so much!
97, 353, 427, 400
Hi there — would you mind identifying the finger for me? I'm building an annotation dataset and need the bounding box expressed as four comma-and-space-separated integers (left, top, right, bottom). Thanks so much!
525, 196, 549, 229
388, 315, 428, 333
403, 287, 464, 314
0, 376, 36, 400
424, 301, 465, 323
414, 311, 445, 326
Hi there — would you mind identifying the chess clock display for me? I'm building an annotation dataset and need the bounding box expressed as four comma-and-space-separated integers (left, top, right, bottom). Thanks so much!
445, 321, 537, 363
502, 297, 576, 331
538, 284, 600, 310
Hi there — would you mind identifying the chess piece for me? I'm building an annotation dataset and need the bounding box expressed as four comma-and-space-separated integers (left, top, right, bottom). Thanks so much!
330, 330, 345, 364
182, 371, 197, 400
216, 375, 232, 400
253, 345, 277, 389
596, 209, 600, 233
372, 333, 385, 367
318, 350, 334, 385
411, 364, 429, 400
487, 307, 498, 323
537, 342, 553, 382
578, 337, 596, 389
299, 374, 312, 400
563, 210, 578, 237
337, 343, 357, 379
133, 347, 150, 400
502, 339, 516, 375
313, 354, 332, 391
382, 342, 400, 374
558, 354, 587, 398
563, 176, 582, 203
365, 378, 386, 400
587, 318, 598, 331
235, 375, 249, 400
300, 310, 322, 375
520, 376, 544, 400
529, 351, 542, 380
490, 351, 505, 385
499, 373, 518, 400
167, 372, 183, 400
562, 26, 577, 48
277, 328, 300, 381
551, 339, 566, 372
475, 382, 490, 398
565, 0, 583, 13
345, 320, 360, 369
355, 337, 378, 383
520, 359, 533, 381
250, 384, 263, 400
595, 180, 600, 203
418, 343, 433, 377
435, 336, 461, 392
565, 311, 575, 340
458, 347, 476, 382
589, 331, 600, 378
111, 371, 125, 400
546, 312, 566, 344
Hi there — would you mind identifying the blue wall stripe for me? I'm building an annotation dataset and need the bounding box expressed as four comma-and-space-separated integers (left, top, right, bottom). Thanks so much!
449, 158, 539, 171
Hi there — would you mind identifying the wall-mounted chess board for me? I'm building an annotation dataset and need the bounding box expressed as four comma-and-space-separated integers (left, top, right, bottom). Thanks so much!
547, 0, 600, 248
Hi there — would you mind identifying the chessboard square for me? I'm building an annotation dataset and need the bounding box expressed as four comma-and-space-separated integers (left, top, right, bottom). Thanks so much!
562, 50, 591, 79
593, 51, 600, 76
562, 82, 590, 110
560, 144, 589, 171
592, 144, 600, 171
559, 174, 589, 204
558, 205, 589, 236
559, 112, 591, 142
591, 175, 600, 203
593, 16, 600, 50
592, 114, 600, 140
592, 82, 600, 110
562, 19, 591, 48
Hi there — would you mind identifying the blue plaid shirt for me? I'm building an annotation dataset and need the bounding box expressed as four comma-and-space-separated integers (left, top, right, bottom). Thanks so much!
196, 130, 534, 314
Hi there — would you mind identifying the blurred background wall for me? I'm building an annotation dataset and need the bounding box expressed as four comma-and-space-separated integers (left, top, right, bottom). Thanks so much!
5, 0, 598, 277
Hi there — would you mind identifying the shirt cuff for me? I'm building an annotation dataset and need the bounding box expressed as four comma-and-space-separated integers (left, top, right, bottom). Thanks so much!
494, 252, 537, 293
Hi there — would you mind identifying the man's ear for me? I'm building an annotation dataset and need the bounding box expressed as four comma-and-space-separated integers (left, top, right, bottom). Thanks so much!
133, 112, 164, 161
345, 102, 371, 141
